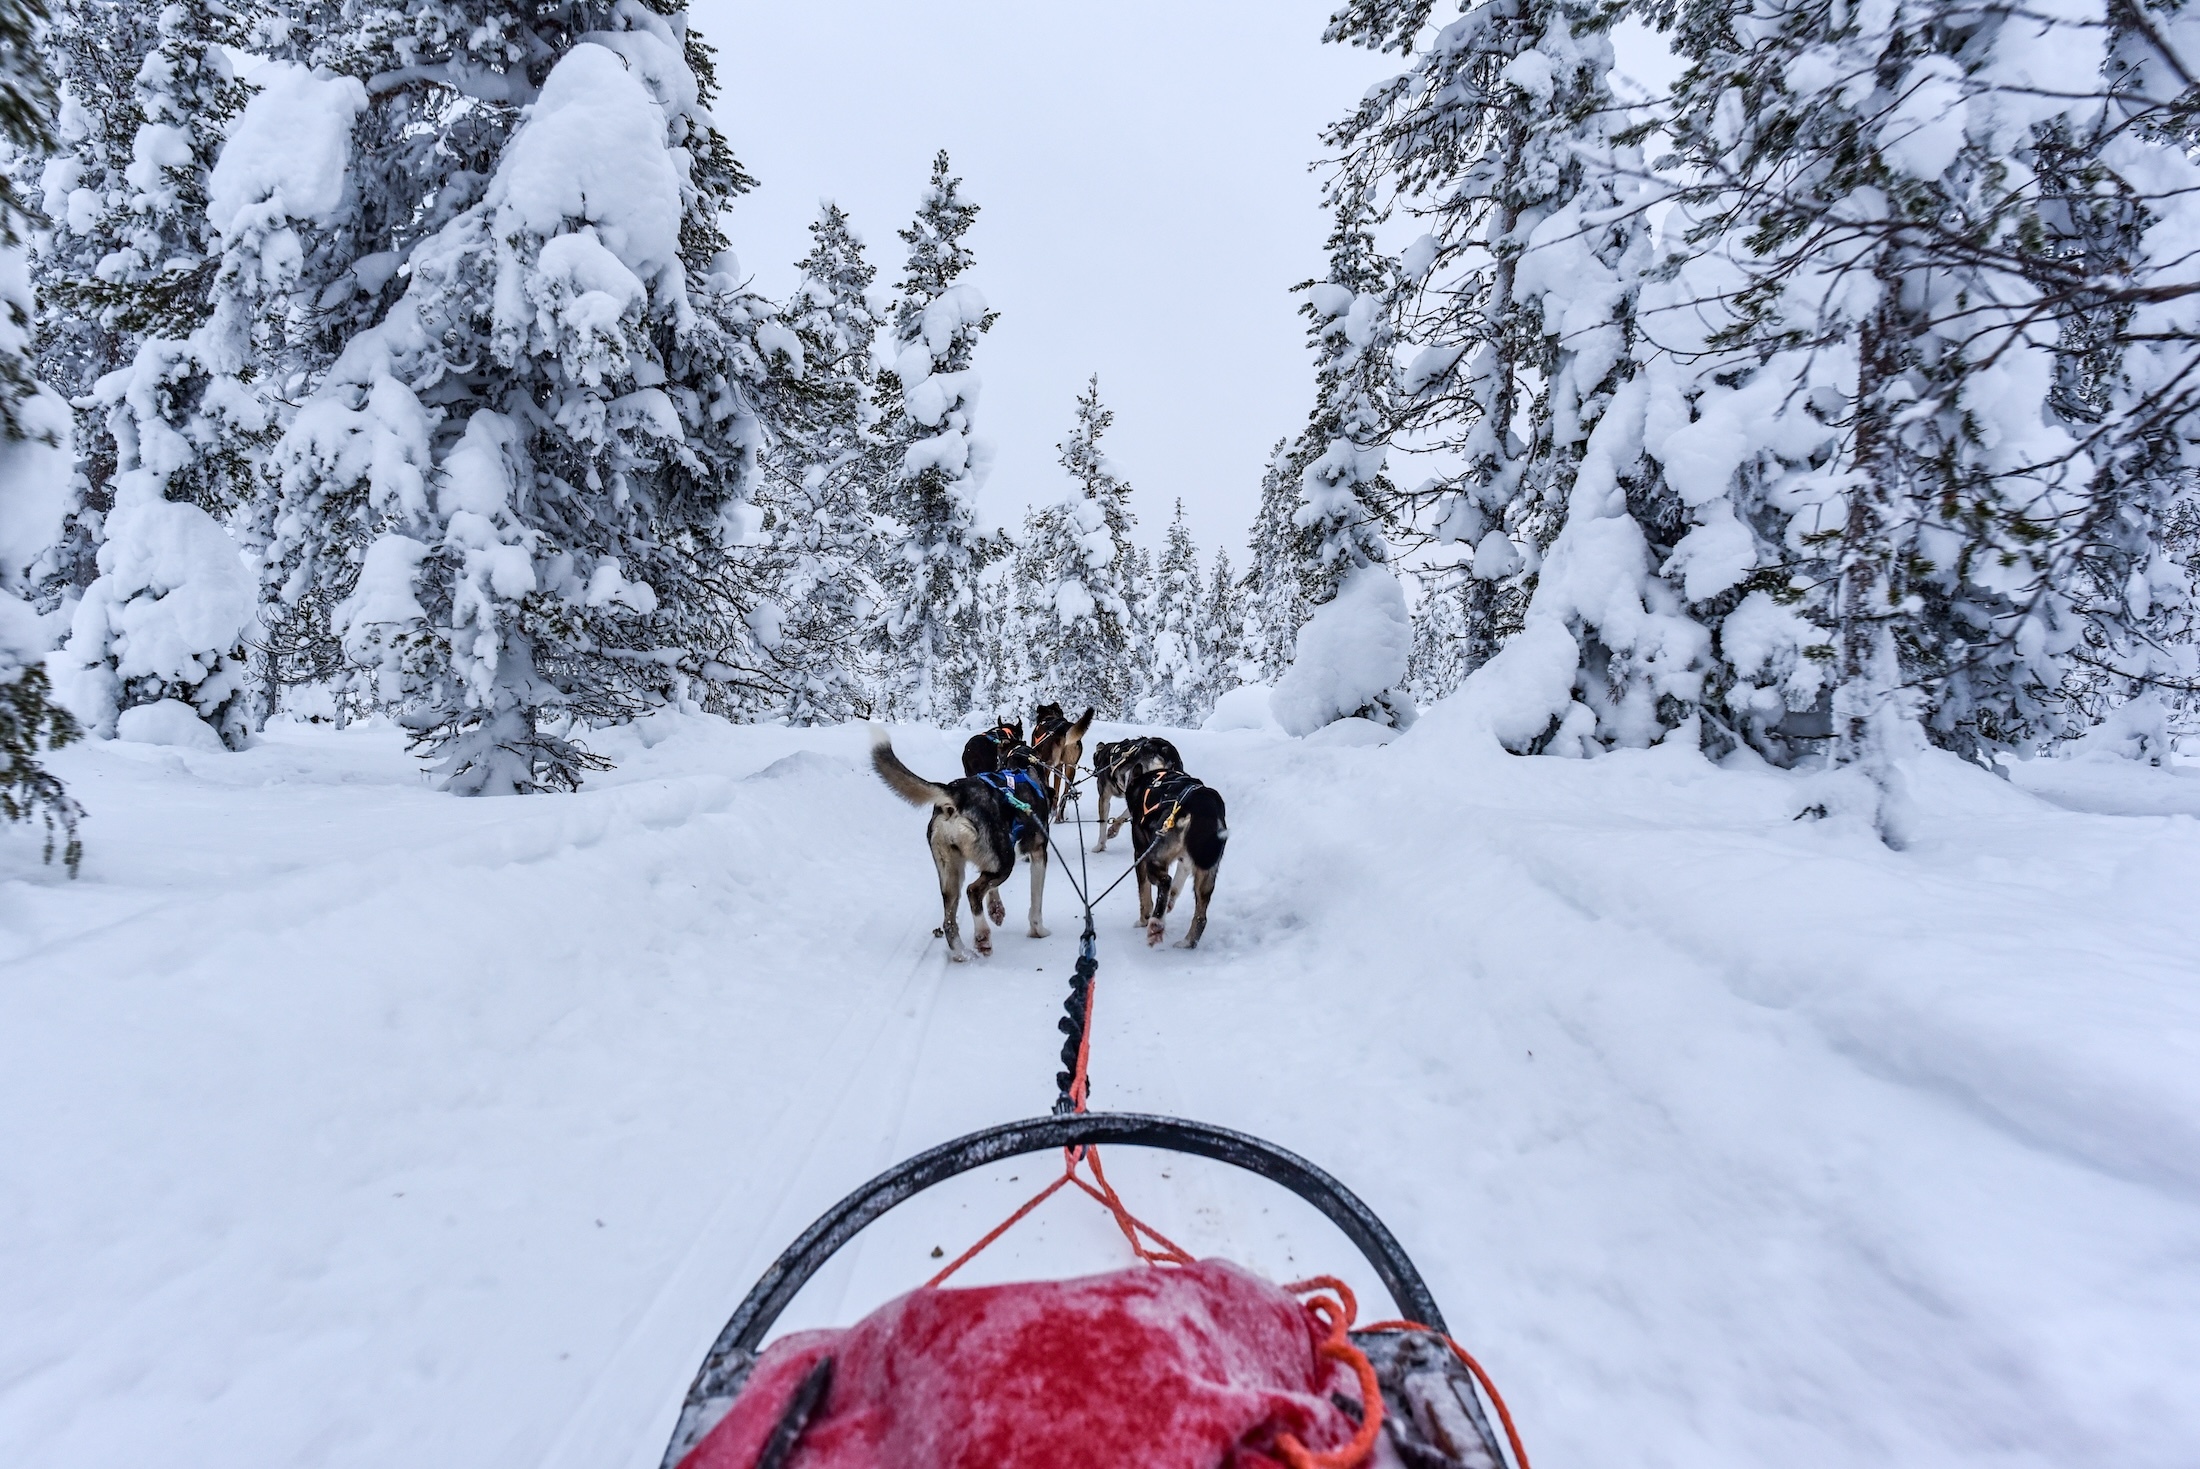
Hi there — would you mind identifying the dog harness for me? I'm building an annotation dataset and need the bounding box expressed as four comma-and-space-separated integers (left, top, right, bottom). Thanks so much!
1132, 771, 1203, 832
1032, 710, 1070, 748
977, 767, 1048, 848
980, 723, 1018, 753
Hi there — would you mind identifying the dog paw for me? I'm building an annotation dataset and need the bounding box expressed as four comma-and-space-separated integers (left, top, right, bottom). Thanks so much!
948, 948, 969, 964
986, 891, 1006, 923
1174, 937, 1198, 949
1028, 923, 1050, 938
975, 933, 994, 957
1146, 923, 1165, 947
1090, 843, 1108, 854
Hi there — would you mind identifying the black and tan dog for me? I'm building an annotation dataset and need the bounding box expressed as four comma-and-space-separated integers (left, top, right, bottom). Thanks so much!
1123, 766, 1227, 948
1088, 735, 1183, 852
872, 727, 1052, 961
961, 719, 1023, 777
1029, 702, 1095, 819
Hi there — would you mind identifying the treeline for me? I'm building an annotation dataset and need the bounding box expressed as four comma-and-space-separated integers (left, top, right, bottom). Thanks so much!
1288, 0, 2200, 773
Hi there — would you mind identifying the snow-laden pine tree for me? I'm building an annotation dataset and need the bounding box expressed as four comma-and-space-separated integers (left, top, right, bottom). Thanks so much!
1321, 0, 1668, 754
1635, 0, 2200, 772
32, 0, 269, 747
264, 7, 780, 791
1137, 499, 1202, 725
1005, 491, 1129, 718
0, 0, 82, 870
15, 0, 253, 601
1027, 375, 1140, 716
758, 202, 885, 723
1267, 191, 1415, 735
1407, 571, 1476, 705
871, 151, 995, 724
1192, 545, 1244, 714
1240, 439, 1309, 681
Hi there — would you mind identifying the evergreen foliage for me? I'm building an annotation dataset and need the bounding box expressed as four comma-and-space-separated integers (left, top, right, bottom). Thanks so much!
0, 0, 81, 868
872, 151, 995, 724
1138, 499, 1203, 725
758, 202, 885, 723
265, 6, 781, 791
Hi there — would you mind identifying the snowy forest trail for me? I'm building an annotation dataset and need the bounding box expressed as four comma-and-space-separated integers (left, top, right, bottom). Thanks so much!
4, 712, 2200, 1469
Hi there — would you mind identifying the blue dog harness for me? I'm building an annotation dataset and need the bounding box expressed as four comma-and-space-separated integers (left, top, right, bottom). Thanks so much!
977, 767, 1048, 848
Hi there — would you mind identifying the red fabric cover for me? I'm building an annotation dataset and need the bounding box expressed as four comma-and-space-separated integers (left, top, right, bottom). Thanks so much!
676, 1259, 1363, 1469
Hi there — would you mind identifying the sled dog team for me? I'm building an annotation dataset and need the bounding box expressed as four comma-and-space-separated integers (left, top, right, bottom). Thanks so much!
870, 703, 1229, 962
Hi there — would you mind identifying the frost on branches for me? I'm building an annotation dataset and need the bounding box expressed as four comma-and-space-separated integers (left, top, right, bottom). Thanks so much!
266, 11, 776, 793
872, 151, 995, 724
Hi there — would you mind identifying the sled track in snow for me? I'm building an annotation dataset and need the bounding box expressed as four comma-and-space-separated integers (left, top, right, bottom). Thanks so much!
537, 910, 955, 1469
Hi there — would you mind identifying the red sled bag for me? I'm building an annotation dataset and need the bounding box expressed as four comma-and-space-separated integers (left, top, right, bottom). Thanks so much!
658, 1115, 1522, 1469
674, 1261, 1369, 1469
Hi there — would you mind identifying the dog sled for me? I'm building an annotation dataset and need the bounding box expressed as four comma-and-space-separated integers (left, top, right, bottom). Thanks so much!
658, 740, 1529, 1469
656, 1113, 1527, 1469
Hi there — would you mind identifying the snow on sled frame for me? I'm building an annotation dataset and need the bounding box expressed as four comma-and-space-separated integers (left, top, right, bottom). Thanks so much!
662, 1111, 1511, 1469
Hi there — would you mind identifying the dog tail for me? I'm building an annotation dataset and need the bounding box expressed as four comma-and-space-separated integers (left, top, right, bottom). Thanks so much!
870, 725, 954, 810
1071, 706, 1096, 739
1183, 787, 1228, 869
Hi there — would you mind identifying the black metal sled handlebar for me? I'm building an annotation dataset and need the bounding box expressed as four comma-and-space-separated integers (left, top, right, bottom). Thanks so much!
699, 1111, 1446, 1362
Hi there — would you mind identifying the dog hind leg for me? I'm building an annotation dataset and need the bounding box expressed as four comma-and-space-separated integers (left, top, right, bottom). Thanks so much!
937, 852, 967, 961
966, 872, 1001, 956
1177, 865, 1216, 949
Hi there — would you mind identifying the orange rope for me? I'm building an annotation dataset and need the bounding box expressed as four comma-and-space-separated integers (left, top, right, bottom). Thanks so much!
1273, 1276, 1383, 1469
1363, 1319, 1532, 1469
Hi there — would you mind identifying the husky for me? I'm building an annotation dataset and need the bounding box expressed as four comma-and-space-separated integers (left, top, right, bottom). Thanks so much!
1029, 702, 1095, 819
962, 719, 1024, 777
871, 727, 1053, 961
1123, 766, 1228, 948
1088, 736, 1183, 852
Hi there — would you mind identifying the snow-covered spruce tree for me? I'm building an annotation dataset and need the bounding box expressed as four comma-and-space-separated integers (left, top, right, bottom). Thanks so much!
0, 2, 82, 870
1137, 499, 1203, 725
1322, 0, 1675, 754
53, 41, 363, 748
266, 8, 779, 792
756, 202, 885, 723
1007, 487, 1132, 719
14, 0, 253, 602
1033, 374, 1141, 716
1193, 544, 1245, 713
1408, 570, 1478, 704
1267, 190, 1416, 735
1240, 438, 1310, 680
871, 151, 995, 724
1638, 0, 2200, 770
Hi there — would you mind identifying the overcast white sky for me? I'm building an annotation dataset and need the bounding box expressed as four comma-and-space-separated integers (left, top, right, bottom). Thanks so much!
691, 2, 1393, 560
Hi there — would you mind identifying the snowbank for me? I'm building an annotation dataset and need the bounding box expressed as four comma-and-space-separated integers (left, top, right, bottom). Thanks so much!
116, 698, 231, 752
1203, 684, 1280, 734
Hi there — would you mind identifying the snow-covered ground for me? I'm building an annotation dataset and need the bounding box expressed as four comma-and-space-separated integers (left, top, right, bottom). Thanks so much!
4, 710, 2197, 1469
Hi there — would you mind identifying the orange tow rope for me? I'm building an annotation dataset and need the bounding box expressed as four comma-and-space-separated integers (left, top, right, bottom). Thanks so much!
1274, 1277, 1384, 1469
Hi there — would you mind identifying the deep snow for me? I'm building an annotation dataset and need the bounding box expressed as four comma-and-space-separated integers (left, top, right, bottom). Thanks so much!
3, 711, 2197, 1469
